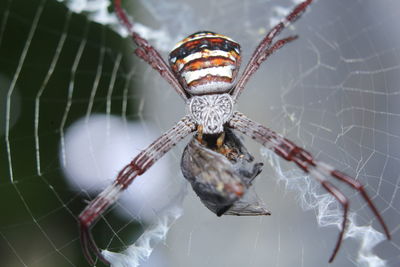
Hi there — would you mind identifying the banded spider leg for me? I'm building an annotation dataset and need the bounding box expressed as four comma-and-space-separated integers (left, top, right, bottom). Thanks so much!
231, 0, 313, 100
113, 0, 189, 100
78, 116, 195, 265
228, 111, 391, 262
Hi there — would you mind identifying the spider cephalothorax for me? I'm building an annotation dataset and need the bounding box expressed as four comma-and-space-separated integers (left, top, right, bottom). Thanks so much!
78, 1, 391, 265
188, 93, 234, 134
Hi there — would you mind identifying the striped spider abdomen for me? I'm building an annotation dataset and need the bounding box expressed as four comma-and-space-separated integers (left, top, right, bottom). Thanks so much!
169, 31, 241, 95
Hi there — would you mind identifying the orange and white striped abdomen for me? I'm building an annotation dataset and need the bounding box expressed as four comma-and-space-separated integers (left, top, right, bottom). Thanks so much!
169, 31, 241, 95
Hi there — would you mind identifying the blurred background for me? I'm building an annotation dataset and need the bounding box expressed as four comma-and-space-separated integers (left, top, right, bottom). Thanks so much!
1, 0, 399, 266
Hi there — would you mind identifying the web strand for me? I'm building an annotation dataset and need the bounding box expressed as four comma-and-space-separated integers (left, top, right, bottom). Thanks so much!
1, 0, 399, 266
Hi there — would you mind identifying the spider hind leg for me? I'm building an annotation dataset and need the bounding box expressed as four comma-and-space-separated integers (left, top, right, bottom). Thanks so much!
228, 111, 391, 262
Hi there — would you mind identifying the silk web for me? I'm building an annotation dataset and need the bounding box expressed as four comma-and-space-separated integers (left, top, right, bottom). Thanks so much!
1, 0, 399, 266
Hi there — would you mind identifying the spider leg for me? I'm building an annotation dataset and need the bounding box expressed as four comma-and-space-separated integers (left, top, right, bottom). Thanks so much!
231, 35, 297, 100
80, 222, 95, 265
228, 111, 391, 262
319, 180, 348, 263
78, 116, 195, 265
113, 0, 189, 100
231, 0, 312, 100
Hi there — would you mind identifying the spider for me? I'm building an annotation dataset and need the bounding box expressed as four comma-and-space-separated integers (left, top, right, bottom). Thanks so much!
78, 0, 391, 265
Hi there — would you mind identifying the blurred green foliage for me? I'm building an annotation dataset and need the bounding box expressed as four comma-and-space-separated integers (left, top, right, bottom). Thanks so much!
0, 0, 141, 266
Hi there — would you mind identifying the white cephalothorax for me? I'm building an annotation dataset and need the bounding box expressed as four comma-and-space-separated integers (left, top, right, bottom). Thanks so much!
188, 94, 234, 134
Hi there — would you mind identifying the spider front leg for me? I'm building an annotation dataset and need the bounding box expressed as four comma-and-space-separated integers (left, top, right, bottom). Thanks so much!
228, 111, 391, 262
78, 116, 195, 265
231, 0, 313, 100
113, 0, 189, 101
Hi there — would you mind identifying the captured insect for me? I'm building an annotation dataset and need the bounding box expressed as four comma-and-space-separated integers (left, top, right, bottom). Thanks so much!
78, 0, 391, 265
182, 128, 268, 217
